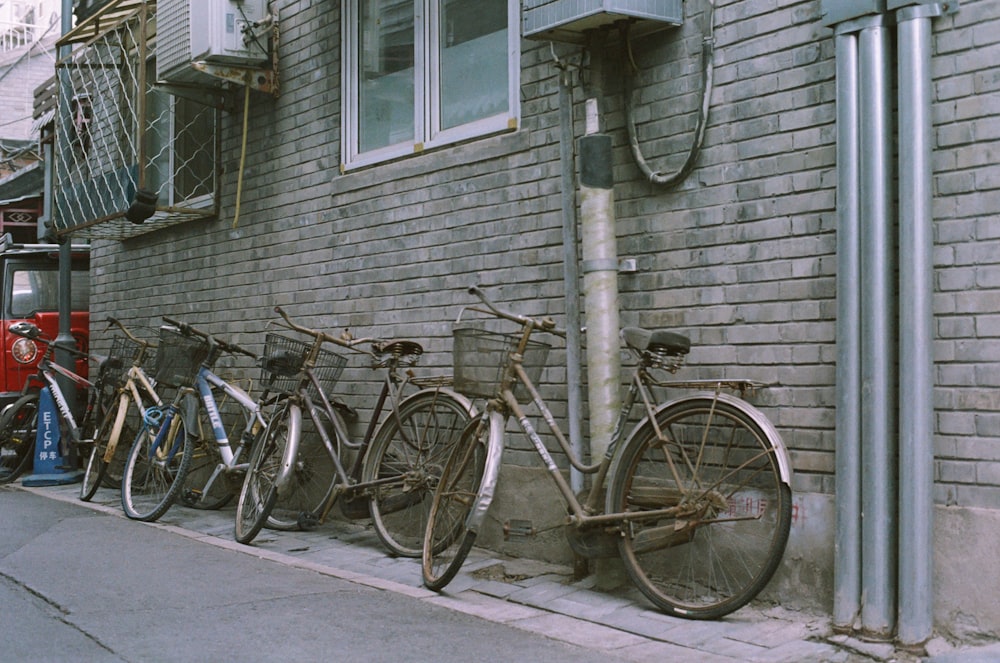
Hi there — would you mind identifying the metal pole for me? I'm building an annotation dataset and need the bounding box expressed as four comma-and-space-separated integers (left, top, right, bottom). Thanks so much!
897, 5, 938, 646
833, 26, 862, 633
55, 0, 76, 415
858, 18, 897, 639
557, 63, 585, 494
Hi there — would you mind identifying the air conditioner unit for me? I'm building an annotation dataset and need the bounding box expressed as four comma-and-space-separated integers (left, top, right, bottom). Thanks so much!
522, 0, 683, 44
157, 0, 271, 86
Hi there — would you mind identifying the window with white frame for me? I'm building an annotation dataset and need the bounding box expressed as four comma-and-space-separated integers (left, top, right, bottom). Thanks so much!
342, 0, 519, 170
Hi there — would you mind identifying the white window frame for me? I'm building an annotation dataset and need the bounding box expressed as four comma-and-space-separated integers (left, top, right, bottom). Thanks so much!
341, 0, 520, 171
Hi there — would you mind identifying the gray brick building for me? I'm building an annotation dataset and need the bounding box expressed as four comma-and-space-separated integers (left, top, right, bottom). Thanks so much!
45, 0, 1000, 645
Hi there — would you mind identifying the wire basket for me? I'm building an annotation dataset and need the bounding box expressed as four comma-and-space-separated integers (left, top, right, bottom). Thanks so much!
453, 326, 550, 400
154, 327, 211, 388
260, 333, 348, 400
108, 336, 155, 379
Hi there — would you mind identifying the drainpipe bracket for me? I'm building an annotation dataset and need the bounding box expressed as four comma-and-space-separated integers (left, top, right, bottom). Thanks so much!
892, 1, 958, 18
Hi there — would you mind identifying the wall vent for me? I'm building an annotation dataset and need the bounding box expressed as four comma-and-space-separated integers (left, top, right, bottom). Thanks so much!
522, 0, 683, 43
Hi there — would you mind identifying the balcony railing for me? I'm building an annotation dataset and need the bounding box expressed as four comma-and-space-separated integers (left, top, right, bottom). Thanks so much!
0, 21, 39, 53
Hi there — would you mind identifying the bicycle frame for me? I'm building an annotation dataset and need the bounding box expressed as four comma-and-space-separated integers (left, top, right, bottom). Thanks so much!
188, 365, 267, 499
102, 362, 162, 464
461, 297, 792, 538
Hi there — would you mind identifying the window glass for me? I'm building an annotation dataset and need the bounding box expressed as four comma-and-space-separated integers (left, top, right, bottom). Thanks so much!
438, 0, 508, 130
359, 0, 415, 152
344, 0, 517, 169
9, 269, 90, 318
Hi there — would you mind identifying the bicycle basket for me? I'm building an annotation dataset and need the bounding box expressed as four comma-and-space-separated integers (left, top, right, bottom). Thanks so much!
154, 327, 211, 388
108, 336, 156, 379
452, 326, 550, 400
260, 333, 347, 400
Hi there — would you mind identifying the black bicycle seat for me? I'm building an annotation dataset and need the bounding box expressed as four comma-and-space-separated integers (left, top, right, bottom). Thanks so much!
621, 327, 691, 356
373, 340, 423, 358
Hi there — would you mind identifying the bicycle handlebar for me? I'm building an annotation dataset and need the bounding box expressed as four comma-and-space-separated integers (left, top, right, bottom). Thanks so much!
162, 316, 258, 359
466, 286, 566, 337
272, 306, 378, 357
106, 316, 156, 348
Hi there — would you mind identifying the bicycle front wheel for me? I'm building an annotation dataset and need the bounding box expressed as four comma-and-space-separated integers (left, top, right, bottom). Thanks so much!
266, 403, 339, 531
235, 400, 293, 544
422, 415, 490, 591
0, 393, 39, 485
81, 403, 119, 501
607, 395, 792, 620
364, 389, 472, 557
121, 413, 192, 522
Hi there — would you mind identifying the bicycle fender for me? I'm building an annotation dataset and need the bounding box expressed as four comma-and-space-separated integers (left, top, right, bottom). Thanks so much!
180, 391, 201, 440
274, 403, 302, 496
619, 392, 792, 487
465, 410, 505, 535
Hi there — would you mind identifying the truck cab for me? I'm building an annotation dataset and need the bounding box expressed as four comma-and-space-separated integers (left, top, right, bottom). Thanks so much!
0, 235, 89, 407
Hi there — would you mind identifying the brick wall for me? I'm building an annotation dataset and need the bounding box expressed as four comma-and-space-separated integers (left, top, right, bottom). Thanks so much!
86, 0, 999, 550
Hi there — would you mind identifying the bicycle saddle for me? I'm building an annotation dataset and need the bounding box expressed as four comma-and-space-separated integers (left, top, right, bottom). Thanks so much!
621, 327, 691, 356
373, 340, 423, 358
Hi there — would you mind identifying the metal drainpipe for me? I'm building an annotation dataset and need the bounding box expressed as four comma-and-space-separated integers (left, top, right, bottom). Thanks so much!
858, 17, 897, 639
896, 3, 943, 646
579, 99, 621, 462
557, 62, 586, 494
832, 24, 863, 633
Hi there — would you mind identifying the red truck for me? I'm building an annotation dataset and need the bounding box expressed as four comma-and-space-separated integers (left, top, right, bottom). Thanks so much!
0, 236, 90, 408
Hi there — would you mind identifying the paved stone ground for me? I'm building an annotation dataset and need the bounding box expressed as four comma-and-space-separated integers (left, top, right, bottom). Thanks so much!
16, 482, 999, 663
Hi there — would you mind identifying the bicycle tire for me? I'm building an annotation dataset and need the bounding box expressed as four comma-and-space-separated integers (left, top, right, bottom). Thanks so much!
265, 402, 339, 531
422, 415, 490, 591
80, 403, 119, 501
0, 393, 39, 485
607, 395, 792, 620
364, 389, 472, 557
121, 412, 192, 522
235, 400, 290, 544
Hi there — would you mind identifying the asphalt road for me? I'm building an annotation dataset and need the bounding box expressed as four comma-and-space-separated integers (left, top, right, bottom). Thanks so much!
0, 487, 621, 663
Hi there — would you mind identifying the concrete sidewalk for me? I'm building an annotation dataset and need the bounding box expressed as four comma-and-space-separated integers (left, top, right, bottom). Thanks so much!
17, 482, 996, 663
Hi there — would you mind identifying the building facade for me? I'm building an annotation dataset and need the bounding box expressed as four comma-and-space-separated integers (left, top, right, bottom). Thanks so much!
51, 0, 1000, 643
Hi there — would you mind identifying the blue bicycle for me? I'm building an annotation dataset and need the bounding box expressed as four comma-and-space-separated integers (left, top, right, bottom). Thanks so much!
120, 320, 261, 522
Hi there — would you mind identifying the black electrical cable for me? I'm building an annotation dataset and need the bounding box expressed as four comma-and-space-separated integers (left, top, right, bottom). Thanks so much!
622, 1, 716, 188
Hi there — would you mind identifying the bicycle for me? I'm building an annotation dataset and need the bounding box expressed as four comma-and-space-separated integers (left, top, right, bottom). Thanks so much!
0, 321, 120, 485
422, 287, 793, 620
168, 317, 273, 512
235, 306, 474, 558
80, 317, 159, 501
120, 321, 256, 522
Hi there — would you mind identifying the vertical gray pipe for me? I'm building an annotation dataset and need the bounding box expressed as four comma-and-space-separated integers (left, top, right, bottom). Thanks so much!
557, 65, 585, 493
858, 19, 897, 639
55, 0, 77, 415
896, 6, 936, 647
833, 26, 862, 633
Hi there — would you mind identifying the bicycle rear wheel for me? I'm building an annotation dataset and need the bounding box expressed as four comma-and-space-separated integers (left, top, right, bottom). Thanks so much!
364, 389, 472, 557
607, 395, 791, 620
0, 393, 39, 485
422, 415, 489, 591
121, 412, 192, 522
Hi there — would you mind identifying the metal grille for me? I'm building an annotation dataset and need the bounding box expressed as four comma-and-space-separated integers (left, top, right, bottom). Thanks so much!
51, 1, 217, 241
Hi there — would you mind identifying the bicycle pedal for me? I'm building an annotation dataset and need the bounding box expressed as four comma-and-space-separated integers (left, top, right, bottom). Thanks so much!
297, 512, 320, 530
503, 519, 537, 539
